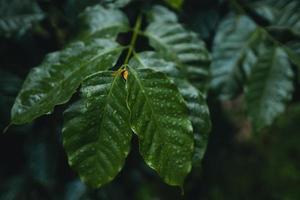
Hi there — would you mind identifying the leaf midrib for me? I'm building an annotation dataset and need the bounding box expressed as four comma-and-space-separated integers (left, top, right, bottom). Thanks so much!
252, 48, 280, 117
129, 68, 166, 167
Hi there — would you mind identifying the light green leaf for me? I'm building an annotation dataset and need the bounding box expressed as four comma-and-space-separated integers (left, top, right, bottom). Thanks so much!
130, 51, 211, 167
211, 15, 264, 99
11, 38, 124, 124
251, 0, 300, 35
163, 0, 184, 10
63, 71, 132, 188
245, 47, 294, 131
77, 4, 129, 40
102, 0, 132, 8
145, 6, 210, 92
126, 66, 194, 186
0, 0, 44, 37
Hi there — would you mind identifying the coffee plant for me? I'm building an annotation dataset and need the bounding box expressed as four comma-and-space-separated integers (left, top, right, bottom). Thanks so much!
2, 0, 300, 197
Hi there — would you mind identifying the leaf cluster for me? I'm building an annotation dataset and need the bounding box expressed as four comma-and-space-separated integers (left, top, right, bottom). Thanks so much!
9, 1, 211, 189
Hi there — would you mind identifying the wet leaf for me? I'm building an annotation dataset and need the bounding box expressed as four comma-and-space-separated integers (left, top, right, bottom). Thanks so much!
63, 72, 132, 188
126, 66, 194, 186
130, 51, 211, 167
11, 38, 124, 124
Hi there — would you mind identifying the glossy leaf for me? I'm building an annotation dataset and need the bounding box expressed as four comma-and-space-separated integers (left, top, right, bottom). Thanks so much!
11, 38, 124, 124
77, 4, 129, 40
211, 15, 264, 99
145, 6, 210, 92
130, 52, 211, 166
0, 0, 44, 37
245, 47, 294, 131
63, 71, 132, 188
126, 66, 194, 186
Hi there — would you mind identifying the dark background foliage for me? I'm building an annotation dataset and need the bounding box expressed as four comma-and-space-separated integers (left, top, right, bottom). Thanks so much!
1, 0, 300, 199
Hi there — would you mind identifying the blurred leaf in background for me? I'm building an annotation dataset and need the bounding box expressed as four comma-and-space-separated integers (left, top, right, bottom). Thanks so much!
0, 0, 44, 38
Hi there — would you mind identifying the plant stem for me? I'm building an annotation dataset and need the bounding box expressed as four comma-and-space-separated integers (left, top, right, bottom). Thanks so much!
124, 14, 142, 65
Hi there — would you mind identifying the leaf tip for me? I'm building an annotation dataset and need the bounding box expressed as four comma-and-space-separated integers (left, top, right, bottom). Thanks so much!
2, 123, 12, 134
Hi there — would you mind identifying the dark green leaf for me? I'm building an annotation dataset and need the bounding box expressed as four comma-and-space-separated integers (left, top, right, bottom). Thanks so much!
130, 52, 211, 167
126, 66, 194, 186
187, 9, 220, 40
77, 4, 129, 40
147, 5, 177, 23
285, 41, 300, 82
211, 15, 264, 99
11, 38, 124, 124
145, 6, 210, 92
63, 71, 132, 188
245, 47, 294, 131
0, 0, 44, 37
251, 0, 300, 35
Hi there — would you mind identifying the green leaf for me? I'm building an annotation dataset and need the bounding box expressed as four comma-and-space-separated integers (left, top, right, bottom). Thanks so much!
130, 51, 211, 167
145, 6, 210, 92
176, 80, 211, 167
211, 15, 264, 99
147, 5, 177, 23
77, 4, 129, 40
285, 41, 300, 81
0, 0, 44, 37
63, 71, 132, 188
126, 66, 194, 186
251, 0, 300, 35
102, 0, 132, 8
245, 47, 294, 131
187, 9, 220, 40
11, 38, 124, 124
163, 0, 184, 9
